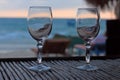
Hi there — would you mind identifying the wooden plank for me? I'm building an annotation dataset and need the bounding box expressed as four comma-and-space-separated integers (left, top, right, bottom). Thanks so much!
45, 60, 69, 80
1, 62, 15, 80
5, 62, 22, 80
0, 58, 120, 80
29, 61, 58, 80
1, 56, 119, 62
0, 67, 5, 80
19, 61, 40, 80
8, 62, 25, 80
11, 62, 27, 80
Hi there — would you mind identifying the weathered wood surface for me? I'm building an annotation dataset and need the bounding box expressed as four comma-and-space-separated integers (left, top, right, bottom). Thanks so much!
0, 58, 120, 80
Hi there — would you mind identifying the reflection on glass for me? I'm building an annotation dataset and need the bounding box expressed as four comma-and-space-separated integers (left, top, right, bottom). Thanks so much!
27, 6, 52, 72
76, 8, 100, 71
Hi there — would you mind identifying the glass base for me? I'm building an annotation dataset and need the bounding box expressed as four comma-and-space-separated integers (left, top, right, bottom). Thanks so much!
28, 64, 51, 72
76, 64, 98, 71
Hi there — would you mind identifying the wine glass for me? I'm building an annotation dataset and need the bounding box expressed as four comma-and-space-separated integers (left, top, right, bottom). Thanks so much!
76, 8, 100, 71
27, 6, 52, 72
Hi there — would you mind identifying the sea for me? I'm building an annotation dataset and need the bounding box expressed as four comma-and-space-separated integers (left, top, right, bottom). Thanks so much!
0, 18, 106, 54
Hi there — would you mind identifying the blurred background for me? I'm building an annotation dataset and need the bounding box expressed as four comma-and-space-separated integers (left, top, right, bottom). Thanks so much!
0, 0, 119, 58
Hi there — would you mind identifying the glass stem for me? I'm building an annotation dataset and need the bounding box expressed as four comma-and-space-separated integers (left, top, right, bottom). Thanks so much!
85, 41, 91, 64
37, 40, 43, 64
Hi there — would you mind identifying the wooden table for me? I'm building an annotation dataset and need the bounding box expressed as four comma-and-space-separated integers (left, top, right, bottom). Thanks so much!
0, 57, 120, 80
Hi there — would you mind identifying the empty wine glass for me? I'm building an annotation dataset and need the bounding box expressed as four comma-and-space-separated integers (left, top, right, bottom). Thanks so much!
76, 8, 100, 71
27, 6, 52, 72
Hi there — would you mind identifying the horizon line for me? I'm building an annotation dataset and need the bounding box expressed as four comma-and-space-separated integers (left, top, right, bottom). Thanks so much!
0, 16, 115, 20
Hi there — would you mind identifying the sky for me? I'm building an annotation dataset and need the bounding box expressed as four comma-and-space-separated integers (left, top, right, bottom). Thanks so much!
0, 0, 116, 19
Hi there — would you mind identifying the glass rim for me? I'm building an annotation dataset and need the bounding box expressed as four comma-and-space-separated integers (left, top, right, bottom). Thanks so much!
76, 7, 100, 20
28, 6, 53, 19
29, 6, 52, 9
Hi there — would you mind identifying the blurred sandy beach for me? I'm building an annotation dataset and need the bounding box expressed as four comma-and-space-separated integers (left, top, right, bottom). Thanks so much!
0, 49, 36, 58
0, 18, 106, 58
